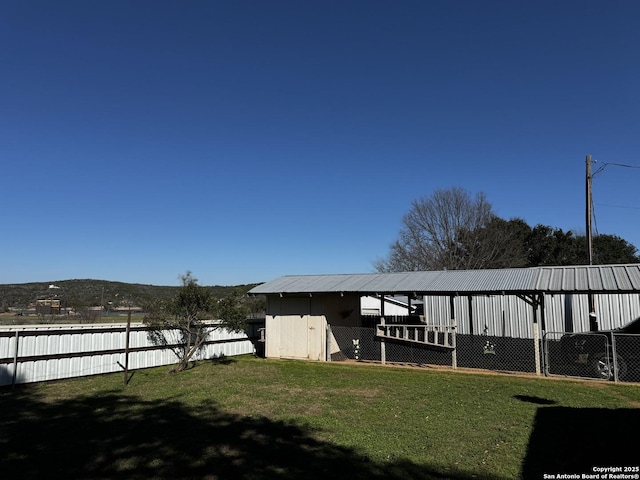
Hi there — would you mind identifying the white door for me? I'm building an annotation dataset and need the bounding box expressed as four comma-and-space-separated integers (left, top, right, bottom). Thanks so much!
280, 315, 310, 359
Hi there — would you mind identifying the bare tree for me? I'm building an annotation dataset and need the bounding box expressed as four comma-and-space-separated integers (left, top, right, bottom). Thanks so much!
375, 187, 525, 271
456, 217, 529, 269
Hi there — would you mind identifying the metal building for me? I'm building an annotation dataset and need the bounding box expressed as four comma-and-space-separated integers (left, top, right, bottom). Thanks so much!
249, 264, 640, 364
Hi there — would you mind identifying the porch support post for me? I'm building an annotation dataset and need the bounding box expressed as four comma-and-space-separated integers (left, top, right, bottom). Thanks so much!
450, 295, 457, 369
380, 316, 386, 365
467, 295, 474, 335
533, 295, 541, 376
380, 294, 386, 365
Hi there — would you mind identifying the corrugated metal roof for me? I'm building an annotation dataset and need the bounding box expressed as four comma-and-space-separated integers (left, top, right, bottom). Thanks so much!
249, 264, 640, 296
534, 264, 640, 292
421, 268, 537, 293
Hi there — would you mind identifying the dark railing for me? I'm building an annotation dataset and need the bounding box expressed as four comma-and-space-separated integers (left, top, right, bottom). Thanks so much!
361, 315, 425, 328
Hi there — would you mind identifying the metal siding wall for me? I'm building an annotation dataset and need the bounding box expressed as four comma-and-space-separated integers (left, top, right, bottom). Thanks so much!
422, 296, 452, 326
472, 296, 501, 337
1, 323, 254, 386
543, 293, 640, 333
507, 297, 527, 338
542, 295, 567, 333
423, 293, 640, 339
595, 293, 640, 330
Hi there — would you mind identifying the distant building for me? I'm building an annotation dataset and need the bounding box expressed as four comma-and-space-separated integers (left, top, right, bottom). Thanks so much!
361, 295, 423, 316
35, 299, 61, 315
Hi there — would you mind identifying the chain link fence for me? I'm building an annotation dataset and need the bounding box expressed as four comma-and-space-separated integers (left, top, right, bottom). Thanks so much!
330, 326, 640, 382
545, 331, 640, 382
614, 334, 640, 382
330, 326, 538, 374
456, 333, 537, 373
331, 326, 453, 366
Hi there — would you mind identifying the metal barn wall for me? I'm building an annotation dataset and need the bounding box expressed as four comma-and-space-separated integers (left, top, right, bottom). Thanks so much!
549, 292, 640, 332
0, 323, 254, 386
422, 295, 531, 338
422, 293, 640, 339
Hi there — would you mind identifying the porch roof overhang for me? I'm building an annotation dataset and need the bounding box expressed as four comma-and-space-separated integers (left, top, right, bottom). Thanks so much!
248, 264, 640, 297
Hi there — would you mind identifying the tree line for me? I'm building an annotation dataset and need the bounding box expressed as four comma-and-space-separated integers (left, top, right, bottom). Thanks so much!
375, 187, 639, 272
0, 279, 261, 311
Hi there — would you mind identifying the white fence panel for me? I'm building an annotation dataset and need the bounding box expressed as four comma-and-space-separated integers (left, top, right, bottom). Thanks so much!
0, 322, 255, 387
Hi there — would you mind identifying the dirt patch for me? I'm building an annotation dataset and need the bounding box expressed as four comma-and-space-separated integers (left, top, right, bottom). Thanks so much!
335, 358, 640, 386
604, 388, 640, 407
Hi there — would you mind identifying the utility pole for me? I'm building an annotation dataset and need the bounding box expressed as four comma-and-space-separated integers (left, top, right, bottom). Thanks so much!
586, 155, 594, 266
586, 155, 598, 330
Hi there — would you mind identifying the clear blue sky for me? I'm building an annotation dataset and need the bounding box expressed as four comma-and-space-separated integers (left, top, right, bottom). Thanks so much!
2, 1, 640, 286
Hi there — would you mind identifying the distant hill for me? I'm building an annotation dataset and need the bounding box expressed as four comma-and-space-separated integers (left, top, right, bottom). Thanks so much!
0, 279, 261, 311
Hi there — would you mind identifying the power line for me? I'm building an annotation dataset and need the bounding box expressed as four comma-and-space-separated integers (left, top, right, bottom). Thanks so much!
591, 161, 640, 220
595, 202, 640, 211
593, 161, 640, 176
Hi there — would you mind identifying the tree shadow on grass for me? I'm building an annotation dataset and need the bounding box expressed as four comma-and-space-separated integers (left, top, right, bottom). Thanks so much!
0, 365, 15, 387
206, 355, 236, 366
0, 365, 27, 387
0, 386, 506, 480
513, 394, 557, 406
521, 406, 640, 479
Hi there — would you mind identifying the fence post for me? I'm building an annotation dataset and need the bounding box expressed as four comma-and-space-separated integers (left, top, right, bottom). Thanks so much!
12, 330, 19, 388
124, 310, 131, 386
611, 333, 619, 383
533, 321, 541, 376
451, 325, 457, 370
541, 332, 549, 376
380, 317, 386, 365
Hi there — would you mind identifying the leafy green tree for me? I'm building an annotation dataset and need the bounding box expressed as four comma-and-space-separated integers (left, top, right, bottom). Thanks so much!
524, 225, 581, 266
576, 234, 640, 265
144, 272, 248, 373
215, 288, 251, 331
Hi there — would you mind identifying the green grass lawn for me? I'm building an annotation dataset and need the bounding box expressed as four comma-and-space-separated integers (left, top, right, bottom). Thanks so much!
1, 356, 639, 479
